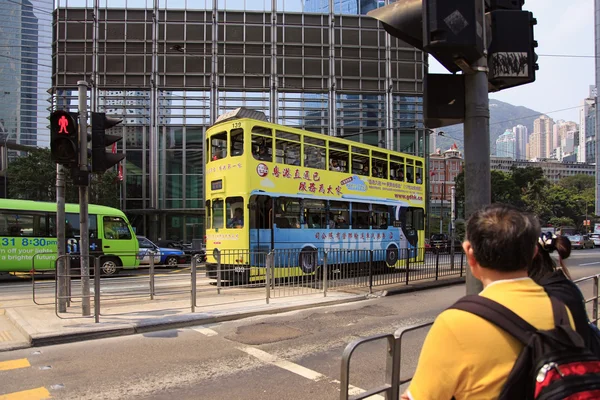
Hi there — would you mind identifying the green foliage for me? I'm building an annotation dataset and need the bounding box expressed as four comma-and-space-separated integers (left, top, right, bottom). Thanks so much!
453, 165, 595, 230
7, 148, 121, 208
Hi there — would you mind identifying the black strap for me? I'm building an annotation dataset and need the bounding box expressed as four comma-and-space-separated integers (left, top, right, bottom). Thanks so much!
550, 296, 570, 326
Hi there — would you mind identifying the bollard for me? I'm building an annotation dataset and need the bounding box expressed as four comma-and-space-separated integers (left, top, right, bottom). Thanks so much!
594, 276, 599, 327
323, 251, 328, 297
191, 257, 197, 312
149, 254, 155, 300
216, 249, 222, 295
94, 257, 100, 323
265, 252, 271, 304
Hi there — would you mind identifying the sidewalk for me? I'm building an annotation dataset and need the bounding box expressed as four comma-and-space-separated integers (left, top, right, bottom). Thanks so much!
0, 275, 464, 351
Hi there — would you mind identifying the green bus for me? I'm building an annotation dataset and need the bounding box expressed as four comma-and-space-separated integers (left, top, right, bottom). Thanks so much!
0, 199, 139, 275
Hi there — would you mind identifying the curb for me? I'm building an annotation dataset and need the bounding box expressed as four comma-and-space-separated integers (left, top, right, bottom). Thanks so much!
370, 276, 466, 297
11, 295, 367, 348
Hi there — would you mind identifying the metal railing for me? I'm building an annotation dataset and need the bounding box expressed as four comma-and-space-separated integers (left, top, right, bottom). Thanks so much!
339, 273, 600, 400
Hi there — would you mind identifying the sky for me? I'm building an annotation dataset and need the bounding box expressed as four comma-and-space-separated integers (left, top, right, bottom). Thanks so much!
429, 0, 596, 124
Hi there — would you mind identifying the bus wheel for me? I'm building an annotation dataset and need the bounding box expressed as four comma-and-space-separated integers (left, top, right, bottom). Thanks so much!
299, 247, 318, 274
386, 244, 399, 267
100, 257, 120, 276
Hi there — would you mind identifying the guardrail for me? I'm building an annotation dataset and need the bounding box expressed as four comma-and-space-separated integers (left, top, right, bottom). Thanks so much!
339, 273, 600, 400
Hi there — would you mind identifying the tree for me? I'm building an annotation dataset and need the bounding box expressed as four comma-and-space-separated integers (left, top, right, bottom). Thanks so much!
7, 148, 121, 208
558, 175, 595, 193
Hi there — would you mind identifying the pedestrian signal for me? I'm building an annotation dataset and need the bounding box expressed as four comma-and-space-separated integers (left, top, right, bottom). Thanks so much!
50, 110, 79, 166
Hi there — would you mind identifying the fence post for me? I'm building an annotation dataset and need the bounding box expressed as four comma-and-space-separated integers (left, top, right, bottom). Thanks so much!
216, 249, 222, 295
405, 249, 410, 285
368, 250, 373, 294
435, 249, 440, 281
191, 256, 197, 312
149, 254, 155, 300
94, 257, 100, 323
66, 256, 72, 307
460, 251, 464, 277
265, 252, 271, 304
323, 250, 328, 297
594, 276, 599, 327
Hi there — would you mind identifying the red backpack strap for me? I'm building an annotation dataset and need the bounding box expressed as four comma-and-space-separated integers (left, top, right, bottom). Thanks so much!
449, 295, 536, 345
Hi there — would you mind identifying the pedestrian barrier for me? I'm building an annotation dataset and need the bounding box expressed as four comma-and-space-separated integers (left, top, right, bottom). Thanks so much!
339, 273, 600, 400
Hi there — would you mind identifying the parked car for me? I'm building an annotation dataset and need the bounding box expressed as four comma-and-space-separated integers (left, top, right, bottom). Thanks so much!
589, 233, 600, 247
567, 234, 595, 250
156, 240, 207, 264
137, 236, 187, 266
430, 233, 450, 252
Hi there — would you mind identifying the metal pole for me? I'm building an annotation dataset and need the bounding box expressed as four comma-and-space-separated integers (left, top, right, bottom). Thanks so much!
149, 254, 155, 300
594, 276, 599, 327
440, 178, 444, 234
56, 164, 67, 312
463, 54, 490, 295
450, 186, 456, 271
265, 252, 271, 304
94, 257, 100, 323
216, 249, 221, 295
191, 256, 197, 312
323, 251, 328, 297
78, 80, 91, 316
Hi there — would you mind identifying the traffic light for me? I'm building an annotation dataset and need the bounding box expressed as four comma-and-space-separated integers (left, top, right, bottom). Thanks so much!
91, 112, 125, 173
50, 110, 79, 166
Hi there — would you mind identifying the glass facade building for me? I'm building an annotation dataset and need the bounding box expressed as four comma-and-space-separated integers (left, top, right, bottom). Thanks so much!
0, 0, 53, 151
52, 0, 425, 242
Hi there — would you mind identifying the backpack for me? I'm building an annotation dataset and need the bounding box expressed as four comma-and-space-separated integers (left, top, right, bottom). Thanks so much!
450, 295, 600, 400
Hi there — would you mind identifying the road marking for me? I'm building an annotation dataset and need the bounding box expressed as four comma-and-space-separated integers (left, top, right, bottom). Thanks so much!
580, 261, 600, 266
0, 387, 51, 400
191, 326, 218, 336
237, 346, 384, 399
0, 331, 13, 342
0, 359, 30, 371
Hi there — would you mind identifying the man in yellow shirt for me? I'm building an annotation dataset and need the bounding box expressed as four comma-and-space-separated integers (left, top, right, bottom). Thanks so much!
403, 204, 569, 400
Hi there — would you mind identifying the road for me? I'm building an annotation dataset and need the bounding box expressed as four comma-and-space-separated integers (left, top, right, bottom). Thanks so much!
1, 249, 599, 400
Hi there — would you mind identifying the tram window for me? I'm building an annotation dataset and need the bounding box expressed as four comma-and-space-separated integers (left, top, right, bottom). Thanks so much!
249, 195, 271, 230
226, 197, 244, 229
304, 145, 325, 170
352, 154, 369, 176
328, 148, 348, 172
329, 201, 349, 229
275, 197, 301, 228
304, 199, 326, 228
372, 205, 389, 229
351, 203, 370, 229
230, 128, 244, 157
405, 159, 415, 183
205, 200, 211, 229
275, 132, 301, 166
210, 132, 227, 161
415, 161, 423, 184
212, 199, 224, 229
252, 135, 273, 162
372, 158, 387, 179
390, 156, 405, 181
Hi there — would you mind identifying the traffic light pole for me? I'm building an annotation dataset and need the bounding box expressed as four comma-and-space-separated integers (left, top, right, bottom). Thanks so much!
463, 55, 490, 295
78, 81, 91, 316
56, 164, 67, 313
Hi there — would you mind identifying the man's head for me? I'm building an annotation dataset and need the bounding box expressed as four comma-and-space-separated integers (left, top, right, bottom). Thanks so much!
234, 208, 243, 217
463, 203, 539, 275
332, 159, 338, 166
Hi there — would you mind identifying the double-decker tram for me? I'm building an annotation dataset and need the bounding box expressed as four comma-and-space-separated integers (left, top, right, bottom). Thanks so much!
205, 108, 425, 282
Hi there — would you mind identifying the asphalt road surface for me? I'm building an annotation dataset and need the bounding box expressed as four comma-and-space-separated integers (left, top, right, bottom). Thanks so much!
1, 249, 600, 400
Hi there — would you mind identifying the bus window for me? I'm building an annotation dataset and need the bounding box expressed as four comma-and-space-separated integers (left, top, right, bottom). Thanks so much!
351, 203, 370, 229
230, 128, 244, 157
226, 197, 244, 229
304, 136, 326, 170
405, 159, 415, 183
275, 197, 301, 228
372, 205, 389, 229
328, 141, 349, 172
252, 126, 273, 162
352, 154, 369, 176
372, 151, 388, 179
415, 161, 423, 184
390, 155, 405, 181
0, 212, 48, 237
53, 213, 98, 238
329, 201, 349, 229
212, 199, 224, 229
205, 200, 211, 229
210, 131, 227, 161
304, 199, 326, 228
249, 195, 271, 229
412, 207, 425, 230
103, 216, 131, 240
275, 130, 301, 166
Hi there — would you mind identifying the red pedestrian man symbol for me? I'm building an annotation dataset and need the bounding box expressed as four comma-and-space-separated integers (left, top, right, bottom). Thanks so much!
58, 115, 69, 134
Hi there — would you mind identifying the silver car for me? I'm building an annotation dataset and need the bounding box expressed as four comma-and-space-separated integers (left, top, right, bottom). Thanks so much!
567, 235, 595, 250
589, 234, 600, 247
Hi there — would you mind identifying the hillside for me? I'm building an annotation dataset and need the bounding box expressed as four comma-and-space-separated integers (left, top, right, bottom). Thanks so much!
434, 99, 543, 154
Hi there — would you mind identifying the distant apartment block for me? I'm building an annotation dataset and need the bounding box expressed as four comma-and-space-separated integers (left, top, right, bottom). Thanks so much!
491, 156, 595, 183
496, 129, 516, 159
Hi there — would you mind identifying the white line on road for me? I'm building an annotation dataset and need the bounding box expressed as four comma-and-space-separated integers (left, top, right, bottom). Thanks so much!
580, 261, 600, 266
191, 325, 219, 336
237, 346, 384, 399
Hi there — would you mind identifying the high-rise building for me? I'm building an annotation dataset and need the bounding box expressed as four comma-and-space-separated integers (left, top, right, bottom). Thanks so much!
0, 0, 52, 149
513, 124, 528, 160
531, 115, 553, 159
53, 2, 426, 241
580, 86, 596, 162
496, 129, 516, 159
596, 0, 600, 215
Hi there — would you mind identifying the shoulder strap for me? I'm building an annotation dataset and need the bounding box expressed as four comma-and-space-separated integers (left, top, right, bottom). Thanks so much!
550, 296, 570, 327
449, 295, 536, 344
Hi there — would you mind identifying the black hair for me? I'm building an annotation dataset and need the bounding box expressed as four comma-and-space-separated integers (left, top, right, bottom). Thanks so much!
529, 234, 572, 281
466, 203, 539, 272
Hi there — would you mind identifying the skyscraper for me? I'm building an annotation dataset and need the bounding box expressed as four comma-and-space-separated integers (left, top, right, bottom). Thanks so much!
496, 129, 516, 159
513, 124, 528, 160
531, 115, 553, 159
580, 87, 596, 162
0, 0, 52, 149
